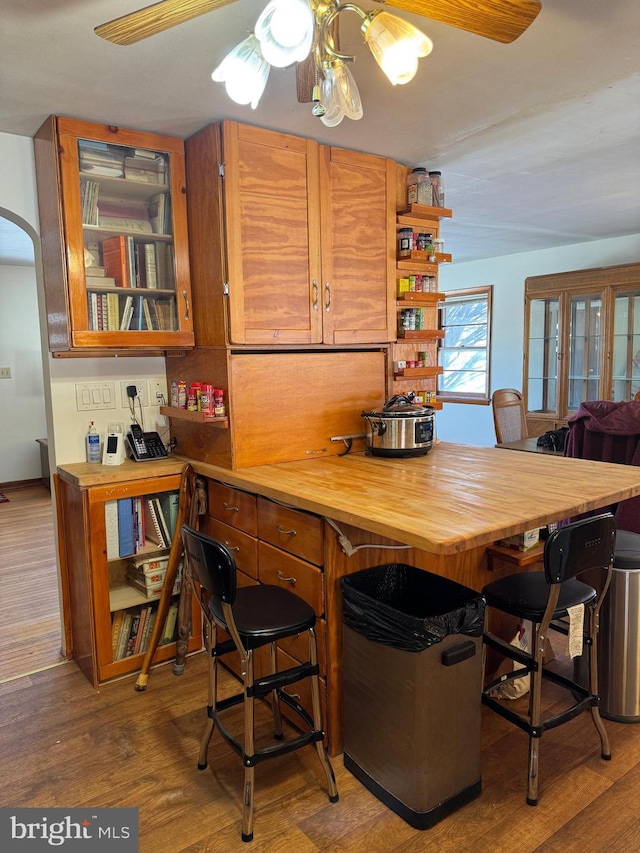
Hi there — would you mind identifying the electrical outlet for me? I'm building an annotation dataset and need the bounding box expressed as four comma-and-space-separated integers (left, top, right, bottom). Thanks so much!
0, 367, 11, 379
120, 380, 149, 408
149, 377, 168, 407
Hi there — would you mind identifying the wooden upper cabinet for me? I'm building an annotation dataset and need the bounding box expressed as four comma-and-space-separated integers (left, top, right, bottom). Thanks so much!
223, 122, 323, 345
184, 120, 395, 347
319, 146, 396, 344
33, 116, 194, 353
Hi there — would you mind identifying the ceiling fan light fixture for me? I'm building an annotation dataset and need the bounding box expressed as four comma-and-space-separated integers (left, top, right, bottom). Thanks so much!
362, 10, 433, 86
212, 34, 271, 109
318, 60, 363, 127
255, 0, 314, 67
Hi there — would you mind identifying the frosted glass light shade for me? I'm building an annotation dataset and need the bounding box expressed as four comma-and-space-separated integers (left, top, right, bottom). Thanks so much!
255, 0, 314, 67
212, 34, 270, 109
363, 11, 433, 85
319, 62, 363, 127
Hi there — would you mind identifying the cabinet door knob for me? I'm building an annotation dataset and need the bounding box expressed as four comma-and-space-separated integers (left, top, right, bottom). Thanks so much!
324, 282, 331, 312
182, 289, 190, 321
312, 279, 319, 311
276, 570, 297, 585
276, 525, 297, 536
223, 541, 240, 552
222, 502, 239, 513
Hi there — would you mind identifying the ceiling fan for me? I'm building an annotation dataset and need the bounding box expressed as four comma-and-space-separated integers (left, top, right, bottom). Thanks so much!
95, 0, 542, 123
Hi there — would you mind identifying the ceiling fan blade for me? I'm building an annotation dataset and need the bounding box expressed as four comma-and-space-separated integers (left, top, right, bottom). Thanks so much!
95, 0, 240, 46
382, 0, 542, 44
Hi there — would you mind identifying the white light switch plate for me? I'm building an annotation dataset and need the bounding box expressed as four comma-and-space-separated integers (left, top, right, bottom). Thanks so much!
75, 382, 117, 411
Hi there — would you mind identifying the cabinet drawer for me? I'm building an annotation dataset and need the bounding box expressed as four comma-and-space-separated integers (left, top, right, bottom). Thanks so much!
204, 517, 258, 580
258, 541, 324, 616
257, 497, 324, 566
208, 481, 257, 535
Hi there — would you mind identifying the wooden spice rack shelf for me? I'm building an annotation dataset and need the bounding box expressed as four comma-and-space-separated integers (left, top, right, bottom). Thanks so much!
393, 366, 444, 377
397, 204, 453, 224
397, 330, 445, 341
396, 292, 446, 304
160, 406, 229, 428
397, 251, 452, 267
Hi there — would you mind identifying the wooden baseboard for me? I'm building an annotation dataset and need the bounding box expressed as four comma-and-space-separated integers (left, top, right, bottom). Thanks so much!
0, 478, 43, 491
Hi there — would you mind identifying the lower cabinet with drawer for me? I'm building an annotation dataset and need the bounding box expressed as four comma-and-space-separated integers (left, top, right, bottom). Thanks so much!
205, 478, 328, 730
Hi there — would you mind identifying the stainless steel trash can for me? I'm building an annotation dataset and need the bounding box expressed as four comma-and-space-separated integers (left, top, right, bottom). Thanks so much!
341, 565, 486, 829
598, 562, 640, 721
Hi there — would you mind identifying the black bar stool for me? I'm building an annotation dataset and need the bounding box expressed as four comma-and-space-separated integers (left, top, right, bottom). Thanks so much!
481, 513, 615, 805
181, 525, 338, 843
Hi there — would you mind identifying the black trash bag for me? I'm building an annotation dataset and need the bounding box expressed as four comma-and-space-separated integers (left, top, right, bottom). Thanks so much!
341, 564, 486, 653
536, 426, 569, 452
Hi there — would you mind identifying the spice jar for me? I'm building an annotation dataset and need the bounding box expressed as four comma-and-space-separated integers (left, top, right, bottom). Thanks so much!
407, 167, 432, 206
398, 227, 412, 257
429, 171, 444, 207
200, 384, 215, 417
213, 389, 226, 418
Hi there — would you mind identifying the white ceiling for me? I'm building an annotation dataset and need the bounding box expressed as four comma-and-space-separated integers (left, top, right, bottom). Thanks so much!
0, 0, 639, 265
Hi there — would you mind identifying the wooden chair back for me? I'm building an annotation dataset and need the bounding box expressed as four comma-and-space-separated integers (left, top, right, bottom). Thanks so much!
492, 388, 528, 443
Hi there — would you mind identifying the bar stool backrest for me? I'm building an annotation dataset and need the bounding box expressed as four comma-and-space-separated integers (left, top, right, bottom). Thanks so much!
182, 525, 237, 618
544, 514, 616, 584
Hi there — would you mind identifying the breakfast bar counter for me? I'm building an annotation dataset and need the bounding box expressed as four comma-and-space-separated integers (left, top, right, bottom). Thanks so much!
187, 442, 640, 555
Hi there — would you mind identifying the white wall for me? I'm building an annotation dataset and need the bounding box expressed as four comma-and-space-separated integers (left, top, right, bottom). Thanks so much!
0, 264, 47, 481
438, 234, 640, 447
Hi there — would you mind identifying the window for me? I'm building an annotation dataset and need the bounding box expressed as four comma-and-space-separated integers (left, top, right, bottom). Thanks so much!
437, 286, 492, 403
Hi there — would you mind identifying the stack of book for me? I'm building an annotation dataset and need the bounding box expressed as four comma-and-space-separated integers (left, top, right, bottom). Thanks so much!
111, 601, 179, 661
78, 141, 124, 177
124, 149, 167, 185
126, 555, 182, 599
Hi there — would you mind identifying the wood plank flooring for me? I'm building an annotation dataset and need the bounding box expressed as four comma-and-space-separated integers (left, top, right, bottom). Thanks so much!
0, 484, 66, 682
1, 487, 640, 849
2, 645, 640, 850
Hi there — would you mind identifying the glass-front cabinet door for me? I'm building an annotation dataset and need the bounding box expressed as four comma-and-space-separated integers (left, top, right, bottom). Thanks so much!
566, 291, 604, 413
526, 294, 560, 416
611, 290, 640, 401
35, 116, 194, 352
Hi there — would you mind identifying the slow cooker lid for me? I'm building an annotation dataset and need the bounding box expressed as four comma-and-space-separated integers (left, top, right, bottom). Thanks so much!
366, 394, 435, 418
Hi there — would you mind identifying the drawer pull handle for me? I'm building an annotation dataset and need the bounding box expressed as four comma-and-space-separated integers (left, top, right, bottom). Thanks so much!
222, 502, 239, 513
276, 570, 297, 585
224, 541, 240, 552
276, 525, 297, 537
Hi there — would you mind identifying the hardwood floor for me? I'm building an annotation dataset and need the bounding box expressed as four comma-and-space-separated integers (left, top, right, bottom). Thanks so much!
1, 643, 640, 850
0, 484, 66, 682
1, 489, 640, 849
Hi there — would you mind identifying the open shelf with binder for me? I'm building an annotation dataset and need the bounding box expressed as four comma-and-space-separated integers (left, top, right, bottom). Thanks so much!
56, 461, 202, 686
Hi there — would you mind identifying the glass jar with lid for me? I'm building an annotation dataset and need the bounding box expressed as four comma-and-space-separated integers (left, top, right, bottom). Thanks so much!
429, 171, 445, 207
407, 167, 433, 206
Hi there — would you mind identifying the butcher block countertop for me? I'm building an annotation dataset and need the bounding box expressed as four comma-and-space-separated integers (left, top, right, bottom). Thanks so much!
58, 443, 640, 555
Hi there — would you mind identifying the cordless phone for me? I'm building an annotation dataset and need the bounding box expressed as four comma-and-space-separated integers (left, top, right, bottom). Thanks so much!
126, 423, 169, 461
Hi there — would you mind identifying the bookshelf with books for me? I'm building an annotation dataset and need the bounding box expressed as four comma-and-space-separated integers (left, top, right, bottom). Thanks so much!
33, 115, 194, 353
56, 459, 202, 687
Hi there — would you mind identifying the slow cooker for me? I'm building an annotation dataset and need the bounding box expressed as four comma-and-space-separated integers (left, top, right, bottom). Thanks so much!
361, 394, 435, 457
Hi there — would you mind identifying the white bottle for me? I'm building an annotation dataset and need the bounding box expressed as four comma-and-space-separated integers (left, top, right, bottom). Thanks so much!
86, 421, 101, 463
